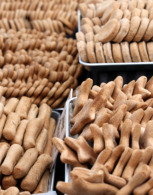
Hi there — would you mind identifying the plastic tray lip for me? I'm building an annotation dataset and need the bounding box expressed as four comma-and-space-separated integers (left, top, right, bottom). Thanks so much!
65, 97, 77, 186
77, 10, 153, 69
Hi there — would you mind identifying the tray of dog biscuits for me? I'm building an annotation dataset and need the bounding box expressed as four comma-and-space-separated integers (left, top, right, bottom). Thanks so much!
53, 76, 153, 194
76, 0, 153, 70
0, 96, 60, 194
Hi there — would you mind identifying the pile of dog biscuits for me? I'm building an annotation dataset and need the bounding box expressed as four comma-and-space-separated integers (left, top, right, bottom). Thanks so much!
53, 76, 153, 194
77, 0, 153, 63
0, 96, 56, 194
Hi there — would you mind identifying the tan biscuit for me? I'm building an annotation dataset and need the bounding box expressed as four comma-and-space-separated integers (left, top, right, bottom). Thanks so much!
143, 120, 153, 148
1, 144, 23, 175
93, 25, 101, 34
120, 1, 128, 11
4, 98, 19, 115
82, 18, 94, 27
147, 42, 153, 61
96, 1, 115, 18
138, 41, 150, 62
131, 8, 141, 18
92, 17, 101, 26
133, 18, 149, 42
130, 42, 141, 62
81, 24, 93, 34
113, 18, 130, 43
121, 42, 132, 62
23, 118, 44, 150
36, 128, 48, 155
101, 1, 120, 24
27, 104, 39, 120
128, 0, 137, 11
95, 42, 105, 63
103, 123, 116, 149
2, 175, 17, 190
76, 32, 85, 42
103, 42, 114, 63
12, 120, 28, 145
77, 41, 88, 62
85, 32, 94, 42
98, 19, 120, 43
0, 142, 10, 165
141, 9, 149, 18
20, 154, 52, 192
124, 16, 141, 42
3, 112, 20, 141
137, 0, 146, 9
143, 20, 153, 41
86, 41, 97, 63
110, 9, 123, 20
123, 9, 131, 20
122, 149, 143, 181
112, 43, 123, 63
52, 137, 86, 168
134, 178, 153, 195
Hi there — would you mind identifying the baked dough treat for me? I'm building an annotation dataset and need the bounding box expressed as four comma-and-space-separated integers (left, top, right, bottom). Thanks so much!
103, 42, 114, 63
124, 16, 141, 42
130, 42, 141, 62
112, 43, 123, 63
121, 42, 132, 62
138, 41, 149, 62
147, 42, 153, 62
86, 41, 97, 63
98, 19, 120, 43
95, 42, 105, 63
113, 18, 130, 43
143, 20, 153, 41
133, 18, 149, 42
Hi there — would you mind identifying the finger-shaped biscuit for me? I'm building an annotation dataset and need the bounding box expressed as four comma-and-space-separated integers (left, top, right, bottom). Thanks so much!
131, 8, 141, 18
96, 1, 114, 18
134, 76, 151, 99
103, 42, 114, 63
92, 148, 112, 170
0, 114, 6, 139
119, 119, 132, 147
20, 154, 52, 192
122, 149, 143, 181
128, 0, 137, 11
129, 108, 144, 130
98, 19, 120, 43
15, 96, 32, 119
38, 103, 52, 130
121, 42, 132, 62
12, 119, 28, 145
27, 104, 38, 120
143, 20, 153, 41
13, 148, 38, 179
113, 147, 132, 177
135, 146, 153, 175
77, 41, 88, 62
110, 9, 123, 20
143, 120, 153, 148
124, 16, 141, 42
82, 18, 94, 27
3, 112, 20, 141
1, 144, 23, 175
90, 124, 104, 154
23, 118, 44, 150
138, 41, 150, 62
36, 128, 48, 155
81, 107, 111, 140
1, 186, 19, 195
101, 165, 127, 189
117, 165, 150, 195
0, 142, 10, 165
112, 43, 123, 62
85, 32, 94, 42
132, 124, 141, 149
95, 42, 105, 63
130, 42, 141, 62
52, 137, 86, 167
2, 175, 17, 190
64, 136, 97, 165
4, 98, 19, 115
123, 9, 131, 20
147, 42, 153, 61
101, 1, 120, 24
134, 178, 153, 195
103, 123, 116, 149
133, 18, 149, 42
104, 145, 125, 173
86, 41, 97, 63
141, 107, 153, 129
